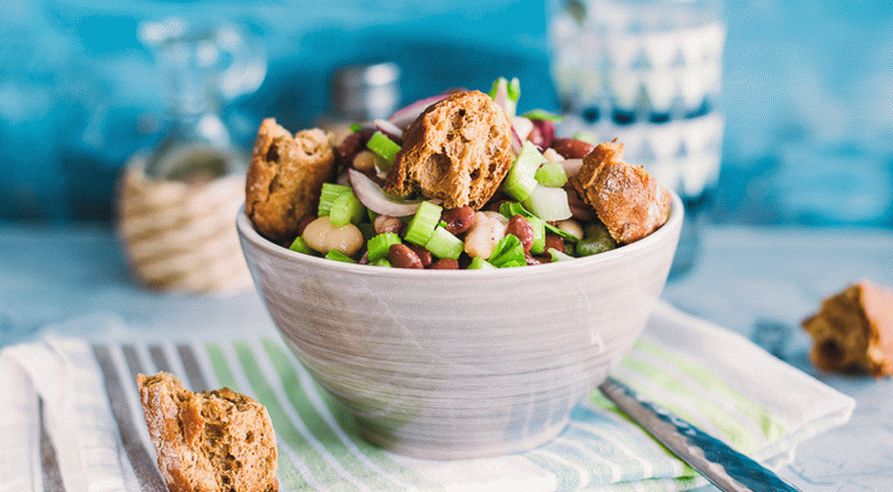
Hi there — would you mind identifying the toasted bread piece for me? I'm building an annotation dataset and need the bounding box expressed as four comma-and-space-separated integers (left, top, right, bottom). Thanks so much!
803, 281, 893, 377
571, 140, 671, 244
385, 90, 514, 209
246, 118, 335, 242
137, 372, 278, 492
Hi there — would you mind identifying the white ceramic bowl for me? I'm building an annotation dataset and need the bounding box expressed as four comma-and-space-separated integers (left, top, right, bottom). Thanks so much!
237, 192, 683, 459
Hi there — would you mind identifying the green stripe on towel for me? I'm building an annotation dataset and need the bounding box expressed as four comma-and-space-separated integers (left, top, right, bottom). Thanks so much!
633, 338, 786, 442
204, 343, 313, 492
261, 338, 439, 491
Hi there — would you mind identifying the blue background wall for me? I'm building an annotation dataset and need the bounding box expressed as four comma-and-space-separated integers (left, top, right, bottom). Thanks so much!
1, 1, 892, 225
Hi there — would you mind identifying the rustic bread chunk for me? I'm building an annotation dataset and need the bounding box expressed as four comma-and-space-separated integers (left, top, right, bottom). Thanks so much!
137, 372, 278, 492
571, 139, 671, 244
802, 281, 893, 377
246, 118, 335, 242
385, 90, 514, 209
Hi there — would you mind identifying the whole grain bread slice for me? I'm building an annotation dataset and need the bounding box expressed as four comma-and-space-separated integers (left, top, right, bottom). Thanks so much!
245, 118, 335, 242
571, 139, 671, 244
385, 90, 514, 209
137, 372, 278, 492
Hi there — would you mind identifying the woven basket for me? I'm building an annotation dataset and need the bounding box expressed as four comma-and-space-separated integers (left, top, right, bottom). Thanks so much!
116, 156, 252, 294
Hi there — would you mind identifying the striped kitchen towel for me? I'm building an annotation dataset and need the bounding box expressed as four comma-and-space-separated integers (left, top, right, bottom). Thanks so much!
0, 302, 853, 491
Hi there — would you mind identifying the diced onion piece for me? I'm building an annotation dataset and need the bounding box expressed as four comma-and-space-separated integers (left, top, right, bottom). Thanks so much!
373, 119, 404, 141
511, 116, 534, 142
348, 169, 422, 217
559, 158, 583, 178
523, 186, 572, 221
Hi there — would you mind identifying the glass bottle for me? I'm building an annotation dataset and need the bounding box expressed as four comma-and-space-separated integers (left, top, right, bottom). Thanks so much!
138, 18, 266, 183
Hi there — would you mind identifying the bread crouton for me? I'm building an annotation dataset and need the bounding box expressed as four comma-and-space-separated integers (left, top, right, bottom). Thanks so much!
385, 90, 514, 209
137, 372, 279, 492
571, 139, 671, 244
803, 281, 893, 377
246, 119, 335, 242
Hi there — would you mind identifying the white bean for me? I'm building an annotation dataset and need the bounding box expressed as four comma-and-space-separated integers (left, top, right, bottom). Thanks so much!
302, 216, 364, 256
464, 212, 508, 259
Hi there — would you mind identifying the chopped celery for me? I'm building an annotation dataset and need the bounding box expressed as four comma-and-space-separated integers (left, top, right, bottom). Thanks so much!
503, 141, 546, 201
547, 247, 574, 262
328, 191, 365, 226
288, 236, 313, 255
325, 250, 356, 263
545, 222, 579, 243
404, 201, 443, 245
489, 234, 526, 268
521, 109, 564, 122
367, 131, 402, 165
498, 201, 533, 219
424, 226, 464, 260
467, 257, 496, 269
523, 185, 572, 221
318, 183, 352, 216
535, 161, 568, 187
367, 232, 402, 262
349, 122, 364, 132
489, 76, 521, 117
527, 215, 546, 254
572, 131, 597, 145
370, 258, 392, 267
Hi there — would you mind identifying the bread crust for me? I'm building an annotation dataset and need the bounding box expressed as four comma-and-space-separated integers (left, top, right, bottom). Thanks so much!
385, 90, 514, 209
571, 140, 671, 244
137, 372, 279, 492
802, 281, 893, 377
246, 118, 335, 242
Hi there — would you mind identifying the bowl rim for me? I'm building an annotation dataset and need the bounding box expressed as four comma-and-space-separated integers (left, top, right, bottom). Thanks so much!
237, 189, 683, 278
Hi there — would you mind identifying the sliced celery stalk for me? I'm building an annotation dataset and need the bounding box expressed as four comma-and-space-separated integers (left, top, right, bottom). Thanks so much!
523, 185, 572, 221
424, 226, 464, 260
325, 250, 356, 263
289, 236, 313, 255
328, 191, 365, 226
467, 257, 496, 269
367, 131, 402, 165
367, 232, 402, 262
318, 183, 353, 216
535, 161, 568, 187
503, 141, 546, 202
404, 201, 443, 246
547, 247, 575, 262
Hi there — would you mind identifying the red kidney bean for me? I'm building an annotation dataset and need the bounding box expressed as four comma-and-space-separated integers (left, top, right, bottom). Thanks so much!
358, 251, 369, 264
407, 244, 433, 268
506, 215, 534, 253
374, 215, 404, 235
551, 138, 595, 159
545, 233, 564, 253
388, 244, 423, 269
336, 128, 374, 165
441, 207, 476, 235
430, 258, 459, 270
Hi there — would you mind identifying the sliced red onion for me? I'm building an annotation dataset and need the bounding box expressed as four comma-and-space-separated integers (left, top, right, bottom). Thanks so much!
511, 116, 534, 142
348, 169, 422, 217
388, 94, 450, 129
560, 158, 583, 178
373, 119, 404, 141
492, 78, 508, 113
510, 127, 523, 154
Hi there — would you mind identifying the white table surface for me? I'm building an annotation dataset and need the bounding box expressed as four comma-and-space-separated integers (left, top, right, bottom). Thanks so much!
1, 223, 891, 490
